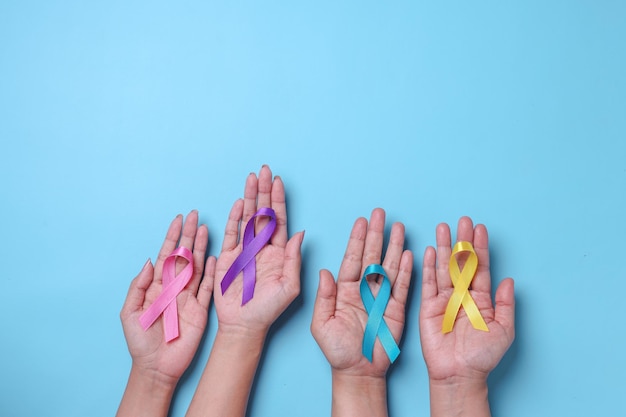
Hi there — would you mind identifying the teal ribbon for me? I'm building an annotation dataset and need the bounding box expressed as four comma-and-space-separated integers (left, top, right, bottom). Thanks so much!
360, 264, 400, 363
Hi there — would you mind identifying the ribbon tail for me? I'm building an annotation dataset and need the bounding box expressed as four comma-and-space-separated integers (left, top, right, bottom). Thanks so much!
461, 292, 489, 331
377, 321, 400, 363
442, 289, 465, 333
241, 258, 256, 305
362, 317, 379, 362
361, 279, 377, 361
163, 302, 179, 342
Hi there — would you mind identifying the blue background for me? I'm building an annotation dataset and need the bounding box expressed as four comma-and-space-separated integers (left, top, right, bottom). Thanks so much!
1, 1, 624, 416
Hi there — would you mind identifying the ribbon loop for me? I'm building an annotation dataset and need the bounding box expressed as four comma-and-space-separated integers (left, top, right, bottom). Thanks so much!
220, 207, 277, 305
360, 264, 400, 363
441, 241, 489, 333
139, 246, 194, 342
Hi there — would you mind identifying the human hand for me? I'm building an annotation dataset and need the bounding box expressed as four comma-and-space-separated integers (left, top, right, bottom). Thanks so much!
311, 208, 413, 379
120, 210, 214, 387
420, 216, 515, 385
213, 165, 304, 339
184, 168, 302, 417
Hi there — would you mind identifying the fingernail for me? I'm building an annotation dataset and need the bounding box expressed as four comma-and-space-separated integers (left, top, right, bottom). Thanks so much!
142, 258, 152, 271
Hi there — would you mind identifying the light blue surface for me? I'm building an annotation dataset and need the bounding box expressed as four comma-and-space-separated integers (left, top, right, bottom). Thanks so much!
1, 1, 625, 416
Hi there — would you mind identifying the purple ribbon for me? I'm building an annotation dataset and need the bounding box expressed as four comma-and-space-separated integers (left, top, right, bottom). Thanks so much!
220, 207, 277, 305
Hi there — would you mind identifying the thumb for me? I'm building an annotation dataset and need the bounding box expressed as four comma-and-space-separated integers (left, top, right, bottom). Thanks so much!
282, 230, 305, 298
311, 269, 338, 337
494, 277, 515, 341
121, 259, 154, 318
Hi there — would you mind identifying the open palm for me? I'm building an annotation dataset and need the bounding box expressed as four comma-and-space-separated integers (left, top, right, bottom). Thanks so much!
420, 217, 515, 382
311, 208, 413, 378
214, 166, 304, 335
120, 210, 214, 383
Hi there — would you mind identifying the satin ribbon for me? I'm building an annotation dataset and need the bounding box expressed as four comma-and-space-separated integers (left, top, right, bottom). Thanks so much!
442, 241, 489, 333
139, 246, 194, 342
221, 207, 277, 305
360, 264, 400, 363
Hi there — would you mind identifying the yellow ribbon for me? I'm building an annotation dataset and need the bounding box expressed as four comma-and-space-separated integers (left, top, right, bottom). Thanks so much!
441, 241, 489, 333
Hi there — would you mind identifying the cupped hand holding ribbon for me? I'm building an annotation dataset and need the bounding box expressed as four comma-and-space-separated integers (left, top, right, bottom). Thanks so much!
419, 217, 515, 384
119, 211, 215, 385
184, 166, 305, 417
311, 208, 413, 379
213, 166, 305, 336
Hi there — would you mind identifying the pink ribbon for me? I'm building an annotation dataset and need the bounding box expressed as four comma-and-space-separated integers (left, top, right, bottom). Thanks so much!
221, 207, 276, 305
139, 246, 194, 342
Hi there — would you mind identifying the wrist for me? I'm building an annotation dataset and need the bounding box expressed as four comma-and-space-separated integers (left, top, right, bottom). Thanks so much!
185, 326, 267, 417
429, 371, 488, 385
211, 326, 267, 366
216, 323, 268, 345
128, 364, 179, 393
117, 365, 177, 417
429, 377, 490, 417
332, 371, 388, 417
332, 370, 387, 388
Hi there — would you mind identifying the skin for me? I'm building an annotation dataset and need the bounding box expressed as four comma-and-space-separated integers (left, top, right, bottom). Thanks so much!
420, 216, 515, 417
117, 210, 215, 417
186, 165, 304, 417
311, 208, 413, 417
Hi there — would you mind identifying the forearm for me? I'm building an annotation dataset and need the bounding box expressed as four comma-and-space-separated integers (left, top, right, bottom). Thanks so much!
116, 365, 177, 417
429, 377, 490, 417
331, 371, 388, 417
185, 327, 266, 417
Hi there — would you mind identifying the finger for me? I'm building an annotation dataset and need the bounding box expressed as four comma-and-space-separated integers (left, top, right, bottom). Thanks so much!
494, 278, 515, 341
270, 174, 288, 248
154, 214, 183, 285
362, 208, 386, 274
281, 230, 305, 300
177, 210, 199, 274
242, 172, 258, 225
221, 199, 243, 252
435, 222, 452, 290
188, 223, 208, 295
421, 246, 438, 300
382, 221, 405, 285
455, 215, 475, 246
121, 259, 154, 317
391, 249, 413, 306
472, 223, 492, 293
310, 269, 338, 338
178, 210, 199, 249
337, 217, 368, 283
197, 256, 216, 310
453, 216, 475, 282
256, 165, 273, 233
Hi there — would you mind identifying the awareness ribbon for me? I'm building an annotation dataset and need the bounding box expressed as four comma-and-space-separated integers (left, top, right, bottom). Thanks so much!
139, 246, 194, 342
360, 264, 400, 363
441, 241, 489, 333
221, 207, 277, 305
